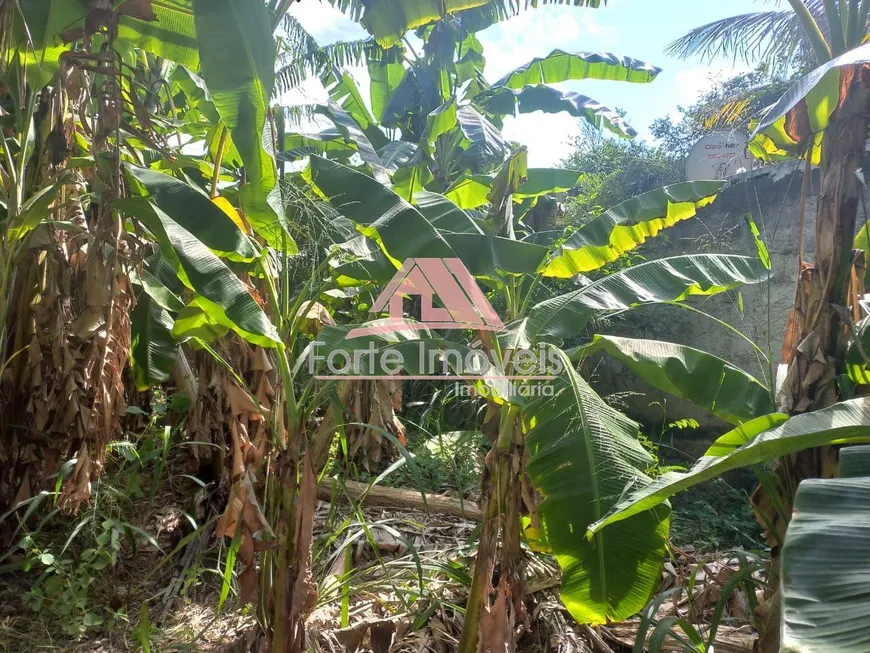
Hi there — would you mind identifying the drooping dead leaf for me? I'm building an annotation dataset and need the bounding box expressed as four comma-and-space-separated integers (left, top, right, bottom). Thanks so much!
296, 301, 336, 336
478, 582, 510, 653
228, 381, 260, 417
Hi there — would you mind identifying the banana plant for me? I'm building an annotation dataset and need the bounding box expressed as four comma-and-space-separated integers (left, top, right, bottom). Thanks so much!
281, 4, 659, 216
304, 152, 771, 650
781, 445, 870, 653
323, 0, 605, 50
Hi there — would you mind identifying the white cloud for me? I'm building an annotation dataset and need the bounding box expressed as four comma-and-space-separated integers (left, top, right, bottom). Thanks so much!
478, 9, 616, 83
289, 1, 367, 44
672, 64, 752, 108
501, 113, 581, 167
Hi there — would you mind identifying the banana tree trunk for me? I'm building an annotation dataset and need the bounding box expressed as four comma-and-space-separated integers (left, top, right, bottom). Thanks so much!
760, 65, 870, 653
458, 404, 524, 653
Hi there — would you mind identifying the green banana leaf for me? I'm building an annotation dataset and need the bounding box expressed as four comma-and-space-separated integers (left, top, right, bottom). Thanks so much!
525, 349, 670, 625
12, 0, 88, 87
14, 0, 198, 85
445, 168, 584, 210
845, 314, 870, 386
172, 304, 230, 342
193, 0, 292, 252
587, 399, 870, 535
125, 165, 256, 262
172, 66, 221, 123
324, 68, 387, 147
750, 42, 870, 162
583, 335, 773, 425
319, 100, 388, 182
355, 0, 491, 48
119, 0, 199, 68
307, 156, 455, 266
414, 191, 483, 234
542, 180, 726, 277
445, 233, 550, 278
381, 67, 441, 135
492, 50, 660, 89
392, 163, 434, 201
133, 265, 185, 313
369, 55, 406, 122
479, 85, 637, 138
522, 254, 770, 342
781, 446, 870, 653
281, 129, 356, 162
451, 0, 602, 35
130, 295, 177, 391
330, 230, 550, 284
380, 142, 421, 173
456, 105, 509, 165
118, 198, 281, 348
426, 98, 459, 145
840, 445, 870, 479
856, 222, 870, 287
515, 168, 584, 198
444, 174, 493, 209
6, 183, 60, 243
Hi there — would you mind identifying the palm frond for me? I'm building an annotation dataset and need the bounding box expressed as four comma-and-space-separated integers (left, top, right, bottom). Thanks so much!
322, 0, 366, 22
666, 0, 855, 68
282, 104, 323, 128
276, 14, 377, 93
667, 10, 809, 66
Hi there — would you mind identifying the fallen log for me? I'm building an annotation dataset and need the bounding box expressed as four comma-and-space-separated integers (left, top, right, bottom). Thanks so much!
317, 479, 483, 521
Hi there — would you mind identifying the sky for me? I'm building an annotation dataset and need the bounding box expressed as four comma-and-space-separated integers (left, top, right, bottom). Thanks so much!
289, 0, 765, 166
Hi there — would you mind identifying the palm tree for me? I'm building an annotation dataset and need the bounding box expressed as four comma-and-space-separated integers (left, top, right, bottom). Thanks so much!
669, 0, 869, 69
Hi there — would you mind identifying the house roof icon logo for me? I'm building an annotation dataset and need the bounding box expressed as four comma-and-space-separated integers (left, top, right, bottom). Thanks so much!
346, 258, 505, 339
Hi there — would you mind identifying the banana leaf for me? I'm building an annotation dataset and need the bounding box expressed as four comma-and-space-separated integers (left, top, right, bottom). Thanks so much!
445, 168, 584, 210
587, 399, 870, 535
750, 42, 870, 162
118, 198, 281, 348
479, 85, 636, 137
125, 164, 256, 262
492, 49, 660, 89
369, 55, 407, 121
522, 253, 770, 342
542, 180, 726, 277
130, 295, 177, 391
583, 335, 773, 425
280, 129, 356, 162
525, 349, 670, 625
781, 446, 870, 653
119, 0, 199, 68
307, 156, 455, 266
193, 0, 292, 251
355, 0, 490, 48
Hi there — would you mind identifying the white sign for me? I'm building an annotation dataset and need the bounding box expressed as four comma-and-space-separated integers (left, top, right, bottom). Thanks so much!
686, 132, 756, 181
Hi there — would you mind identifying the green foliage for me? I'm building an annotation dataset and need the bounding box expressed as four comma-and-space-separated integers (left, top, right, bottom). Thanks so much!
781, 446, 870, 652
525, 349, 670, 625
19, 518, 124, 637
562, 138, 683, 222
582, 335, 774, 425
589, 401, 870, 535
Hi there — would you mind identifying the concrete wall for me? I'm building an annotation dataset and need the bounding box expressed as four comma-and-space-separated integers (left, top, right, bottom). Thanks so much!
585, 164, 861, 434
